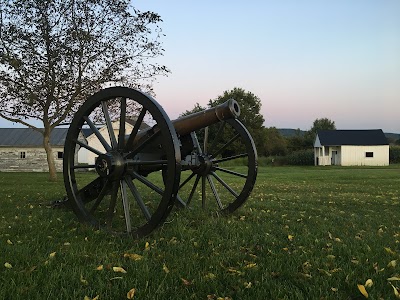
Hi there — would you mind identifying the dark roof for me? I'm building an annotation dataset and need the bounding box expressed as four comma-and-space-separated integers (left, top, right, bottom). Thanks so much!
0, 128, 68, 147
317, 129, 389, 146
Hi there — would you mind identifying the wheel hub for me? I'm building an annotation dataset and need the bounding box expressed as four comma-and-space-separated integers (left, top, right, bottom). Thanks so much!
192, 154, 214, 175
95, 152, 126, 180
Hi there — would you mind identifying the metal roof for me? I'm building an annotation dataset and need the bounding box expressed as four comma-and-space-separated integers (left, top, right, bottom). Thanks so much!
0, 128, 68, 147
317, 129, 389, 146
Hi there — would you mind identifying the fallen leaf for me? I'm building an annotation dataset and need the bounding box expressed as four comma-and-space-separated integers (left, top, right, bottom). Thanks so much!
384, 247, 396, 255
390, 283, 400, 299
365, 279, 373, 288
127, 288, 136, 299
181, 278, 191, 286
227, 268, 244, 276
288, 235, 294, 241
388, 277, 400, 281
49, 252, 56, 258
7, 239, 13, 245
124, 253, 143, 261
388, 260, 397, 268
96, 265, 104, 271
204, 272, 216, 280
144, 242, 150, 251
80, 275, 88, 285
331, 287, 338, 292
357, 284, 369, 298
4, 262, 12, 269
244, 282, 252, 289
84, 296, 91, 300
244, 263, 257, 269
162, 263, 169, 274
92, 296, 99, 300
113, 266, 127, 273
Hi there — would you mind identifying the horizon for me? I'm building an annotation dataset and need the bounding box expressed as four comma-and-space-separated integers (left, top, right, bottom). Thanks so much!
1, 1, 399, 133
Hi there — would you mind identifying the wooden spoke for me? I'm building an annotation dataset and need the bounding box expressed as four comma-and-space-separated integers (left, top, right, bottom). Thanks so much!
73, 139, 103, 156
118, 97, 126, 149
211, 171, 239, 198
90, 179, 110, 213
102, 101, 118, 149
83, 116, 111, 152
127, 170, 164, 195
125, 107, 147, 151
211, 133, 240, 158
207, 175, 223, 209
214, 166, 248, 179
208, 121, 226, 155
106, 182, 119, 226
125, 176, 151, 221
186, 175, 201, 206
212, 153, 248, 164
120, 179, 132, 233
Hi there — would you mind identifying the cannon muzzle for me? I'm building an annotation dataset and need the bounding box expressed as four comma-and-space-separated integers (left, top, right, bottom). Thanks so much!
172, 99, 240, 136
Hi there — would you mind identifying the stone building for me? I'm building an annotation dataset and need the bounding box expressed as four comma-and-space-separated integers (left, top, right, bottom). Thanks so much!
0, 128, 68, 172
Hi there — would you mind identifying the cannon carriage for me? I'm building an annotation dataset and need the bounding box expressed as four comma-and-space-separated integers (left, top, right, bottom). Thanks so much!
63, 87, 257, 237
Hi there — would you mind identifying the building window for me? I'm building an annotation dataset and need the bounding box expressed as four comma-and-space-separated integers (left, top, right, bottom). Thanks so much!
366, 152, 374, 158
20, 151, 26, 159
324, 146, 329, 156
57, 151, 63, 159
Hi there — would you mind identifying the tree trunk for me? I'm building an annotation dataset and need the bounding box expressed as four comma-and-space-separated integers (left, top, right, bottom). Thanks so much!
43, 128, 57, 182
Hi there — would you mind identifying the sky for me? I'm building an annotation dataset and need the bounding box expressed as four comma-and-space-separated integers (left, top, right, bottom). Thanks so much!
1, 0, 399, 133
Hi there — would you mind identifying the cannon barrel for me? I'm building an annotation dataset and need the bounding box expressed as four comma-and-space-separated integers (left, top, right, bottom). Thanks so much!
127, 99, 241, 149
171, 99, 241, 136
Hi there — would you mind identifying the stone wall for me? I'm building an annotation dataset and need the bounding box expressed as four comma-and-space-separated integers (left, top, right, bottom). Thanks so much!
0, 147, 64, 172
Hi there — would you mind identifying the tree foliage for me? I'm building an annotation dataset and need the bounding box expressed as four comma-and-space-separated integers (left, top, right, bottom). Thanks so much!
0, 0, 169, 180
303, 117, 336, 149
262, 127, 287, 156
180, 87, 266, 156
209, 87, 265, 153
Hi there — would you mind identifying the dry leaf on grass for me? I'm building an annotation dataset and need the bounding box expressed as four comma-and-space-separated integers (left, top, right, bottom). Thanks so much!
357, 284, 369, 298
365, 279, 373, 288
96, 265, 103, 271
124, 253, 143, 261
4, 262, 12, 269
127, 288, 136, 299
113, 266, 127, 273
162, 263, 169, 274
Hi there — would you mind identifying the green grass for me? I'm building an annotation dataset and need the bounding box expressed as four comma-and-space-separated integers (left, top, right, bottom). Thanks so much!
0, 166, 399, 299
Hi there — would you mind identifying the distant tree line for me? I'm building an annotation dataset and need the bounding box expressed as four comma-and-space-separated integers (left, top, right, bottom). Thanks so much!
183, 87, 338, 166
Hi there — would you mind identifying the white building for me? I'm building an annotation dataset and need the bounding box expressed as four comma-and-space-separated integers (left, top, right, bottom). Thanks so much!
314, 129, 389, 166
78, 120, 149, 166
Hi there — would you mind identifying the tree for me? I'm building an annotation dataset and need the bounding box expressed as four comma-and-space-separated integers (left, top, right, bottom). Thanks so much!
304, 117, 336, 148
0, 0, 168, 181
309, 118, 336, 135
262, 127, 287, 156
208, 87, 266, 153
180, 88, 266, 156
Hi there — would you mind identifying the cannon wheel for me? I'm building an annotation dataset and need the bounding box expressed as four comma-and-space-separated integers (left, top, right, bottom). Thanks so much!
63, 87, 181, 238
177, 119, 257, 213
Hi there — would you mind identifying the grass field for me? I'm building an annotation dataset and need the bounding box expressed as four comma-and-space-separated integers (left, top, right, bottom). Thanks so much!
0, 166, 399, 299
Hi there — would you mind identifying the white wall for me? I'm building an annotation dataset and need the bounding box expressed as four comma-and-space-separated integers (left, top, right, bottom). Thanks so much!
78, 121, 134, 166
341, 145, 389, 166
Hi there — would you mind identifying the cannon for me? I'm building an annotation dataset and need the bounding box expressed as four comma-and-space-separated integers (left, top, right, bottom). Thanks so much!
63, 87, 257, 237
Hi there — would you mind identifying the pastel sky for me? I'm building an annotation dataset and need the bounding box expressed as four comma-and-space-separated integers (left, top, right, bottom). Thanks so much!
134, 0, 400, 133
1, 0, 399, 133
